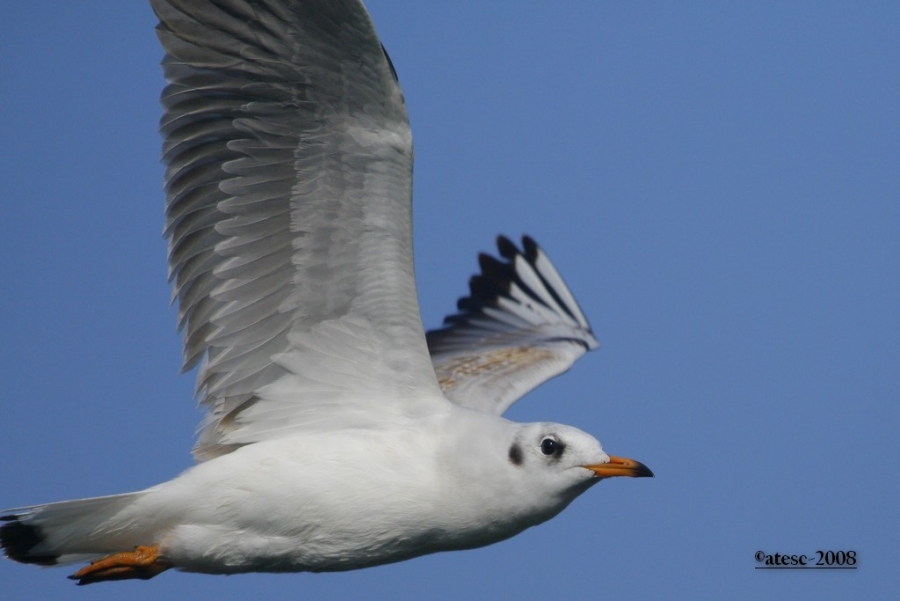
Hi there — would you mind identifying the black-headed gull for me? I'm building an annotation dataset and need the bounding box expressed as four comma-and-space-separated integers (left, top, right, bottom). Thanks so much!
1, 0, 651, 585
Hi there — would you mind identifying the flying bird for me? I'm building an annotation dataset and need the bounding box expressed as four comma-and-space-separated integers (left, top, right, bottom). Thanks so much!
1, 0, 651, 585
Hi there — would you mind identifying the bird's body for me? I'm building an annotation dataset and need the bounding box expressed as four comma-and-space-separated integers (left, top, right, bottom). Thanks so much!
7, 410, 617, 577
1, 0, 651, 584
134, 412, 602, 574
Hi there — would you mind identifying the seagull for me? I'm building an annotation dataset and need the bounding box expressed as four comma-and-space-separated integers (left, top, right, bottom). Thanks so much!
1, 0, 651, 585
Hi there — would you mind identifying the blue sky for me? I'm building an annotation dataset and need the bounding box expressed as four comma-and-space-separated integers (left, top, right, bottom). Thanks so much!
1, 2, 897, 599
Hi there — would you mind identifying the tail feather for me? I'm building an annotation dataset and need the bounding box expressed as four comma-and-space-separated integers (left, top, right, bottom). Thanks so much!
1, 491, 148, 566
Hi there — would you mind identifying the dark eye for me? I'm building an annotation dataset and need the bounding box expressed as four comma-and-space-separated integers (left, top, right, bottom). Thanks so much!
540, 437, 561, 456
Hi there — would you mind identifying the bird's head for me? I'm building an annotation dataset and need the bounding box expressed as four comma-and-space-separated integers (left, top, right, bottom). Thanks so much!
505, 422, 653, 502
432, 412, 652, 544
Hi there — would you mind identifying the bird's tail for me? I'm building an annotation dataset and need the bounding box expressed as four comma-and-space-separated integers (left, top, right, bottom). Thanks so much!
1, 491, 150, 566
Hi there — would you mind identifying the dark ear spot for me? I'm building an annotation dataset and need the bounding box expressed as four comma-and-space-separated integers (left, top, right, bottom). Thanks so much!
508, 443, 523, 466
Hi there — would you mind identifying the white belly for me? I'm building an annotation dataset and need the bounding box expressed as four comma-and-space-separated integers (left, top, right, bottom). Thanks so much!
139, 420, 556, 574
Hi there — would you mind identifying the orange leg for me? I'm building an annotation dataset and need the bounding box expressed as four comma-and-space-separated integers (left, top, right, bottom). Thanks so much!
68, 545, 171, 585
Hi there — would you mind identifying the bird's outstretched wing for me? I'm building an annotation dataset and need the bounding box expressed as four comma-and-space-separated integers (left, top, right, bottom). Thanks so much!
152, 0, 446, 461
427, 236, 599, 416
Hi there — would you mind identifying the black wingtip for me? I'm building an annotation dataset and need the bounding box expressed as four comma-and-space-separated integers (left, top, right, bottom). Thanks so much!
0, 516, 58, 566
445, 234, 547, 319
521, 235, 540, 261
495, 234, 518, 260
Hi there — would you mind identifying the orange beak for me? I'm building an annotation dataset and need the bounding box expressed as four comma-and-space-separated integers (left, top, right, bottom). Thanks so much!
584, 455, 653, 479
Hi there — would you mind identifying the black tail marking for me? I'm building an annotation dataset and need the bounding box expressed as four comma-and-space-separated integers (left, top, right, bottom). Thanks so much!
0, 516, 58, 566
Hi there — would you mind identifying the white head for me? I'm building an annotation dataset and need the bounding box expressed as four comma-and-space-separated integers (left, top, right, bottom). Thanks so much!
437, 412, 652, 545
504, 421, 652, 503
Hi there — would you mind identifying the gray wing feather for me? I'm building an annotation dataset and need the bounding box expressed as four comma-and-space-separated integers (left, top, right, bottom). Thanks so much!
427, 236, 599, 415
153, 0, 445, 460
